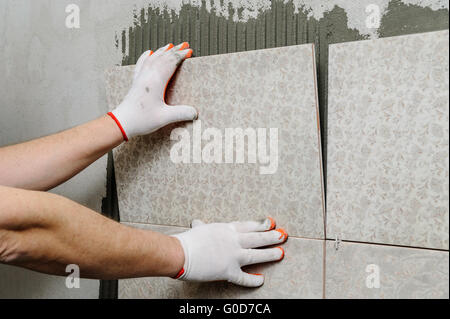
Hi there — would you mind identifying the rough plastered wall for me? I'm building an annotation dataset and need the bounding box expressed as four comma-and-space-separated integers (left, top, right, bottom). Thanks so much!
0, 0, 448, 299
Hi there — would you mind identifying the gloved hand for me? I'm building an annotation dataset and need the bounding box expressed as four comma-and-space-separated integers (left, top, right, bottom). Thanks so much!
108, 42, 198, 141
172, 218, 288, 287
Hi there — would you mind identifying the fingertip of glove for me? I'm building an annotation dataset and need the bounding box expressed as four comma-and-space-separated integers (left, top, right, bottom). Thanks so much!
266, 217, 276, 230
275, 228, 288, 242
276, 247, 285, 261
166, 43, 174, 51
193, 106, 199, 120
179, 42, 190, 50
251, 273, 265, 287
249, 273, 265, 285
185, 49, 193, 59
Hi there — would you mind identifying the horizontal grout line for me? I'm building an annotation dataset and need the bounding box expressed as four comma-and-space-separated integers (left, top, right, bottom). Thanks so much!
284, 235, 325, 241
122, 221, 326, 242
324, 238, 449, 252
122, 221, 449, 253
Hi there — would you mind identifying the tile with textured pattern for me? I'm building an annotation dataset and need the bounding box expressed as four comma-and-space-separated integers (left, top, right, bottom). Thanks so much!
325, 241, 449, 299
105, 44, 325, 239
327, 30, 449, 249
118, 223, 324, 299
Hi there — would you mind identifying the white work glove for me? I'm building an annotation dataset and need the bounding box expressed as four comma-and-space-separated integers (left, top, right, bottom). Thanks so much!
172, 218, 288, 287
109, 42, 198, 141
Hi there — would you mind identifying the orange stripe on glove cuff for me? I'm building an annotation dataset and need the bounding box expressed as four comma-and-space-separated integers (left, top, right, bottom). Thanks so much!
173, 268, 185, 280
107, 112, 129, 142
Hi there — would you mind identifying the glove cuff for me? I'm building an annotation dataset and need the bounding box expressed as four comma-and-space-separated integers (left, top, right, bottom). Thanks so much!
171, 234, 190, 280
107, 112, 129, 142
172, 268, 185, 279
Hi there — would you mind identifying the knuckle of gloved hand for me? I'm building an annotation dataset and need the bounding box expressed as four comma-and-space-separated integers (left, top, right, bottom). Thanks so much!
159, 53, 174, 64
143, 56, 156, 68
135, 69, 152, 84
174, 53, 184, 65
166, 53, 181, 66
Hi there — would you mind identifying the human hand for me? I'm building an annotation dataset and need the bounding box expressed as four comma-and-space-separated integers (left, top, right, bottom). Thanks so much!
109, 42, 197, 141
172, 218, 288, 287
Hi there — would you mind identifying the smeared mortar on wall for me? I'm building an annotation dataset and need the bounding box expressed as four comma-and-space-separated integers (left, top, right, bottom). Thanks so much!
379, 0, 449, 36
117, 0, 449, 58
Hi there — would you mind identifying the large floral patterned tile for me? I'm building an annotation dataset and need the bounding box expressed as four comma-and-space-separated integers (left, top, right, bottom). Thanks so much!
119, 223, 324, 299
105, 44, 325, 239
327, 30, 449, 249
325, 241, 449, 299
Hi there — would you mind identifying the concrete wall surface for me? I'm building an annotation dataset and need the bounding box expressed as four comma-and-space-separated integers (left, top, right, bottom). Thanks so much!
0, 0, 151, 299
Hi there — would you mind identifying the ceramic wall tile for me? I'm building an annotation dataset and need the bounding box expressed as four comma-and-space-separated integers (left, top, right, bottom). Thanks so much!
325, 241, 449, 299
118, 223, 324, 299
327, 30, 449, 249
105, 44, 325, 239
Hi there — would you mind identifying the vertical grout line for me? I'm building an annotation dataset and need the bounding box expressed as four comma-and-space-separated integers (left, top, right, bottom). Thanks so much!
311, 39, 327, 299
316, 15, 329, 211
322, 239, 327, 299
311, 43, 326, 241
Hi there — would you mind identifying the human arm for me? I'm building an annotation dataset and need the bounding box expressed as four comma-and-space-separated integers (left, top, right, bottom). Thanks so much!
0, 185, 184, 279
0, 43, 197, 191
0, 185, 287, 286
0, 116, 123, 191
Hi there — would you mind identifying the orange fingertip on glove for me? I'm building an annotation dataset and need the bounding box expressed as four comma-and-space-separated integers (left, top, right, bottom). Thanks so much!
275, 228, 288, 242
180, 42, 193, 58
165, 43, 174, 51
267, 216, 276, 230
179, 42, 190, 50
277, 246, 285, 261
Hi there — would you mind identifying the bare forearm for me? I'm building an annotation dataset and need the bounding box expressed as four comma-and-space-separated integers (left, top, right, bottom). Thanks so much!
0, 115, 123, 191
0, 185, 184, 279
